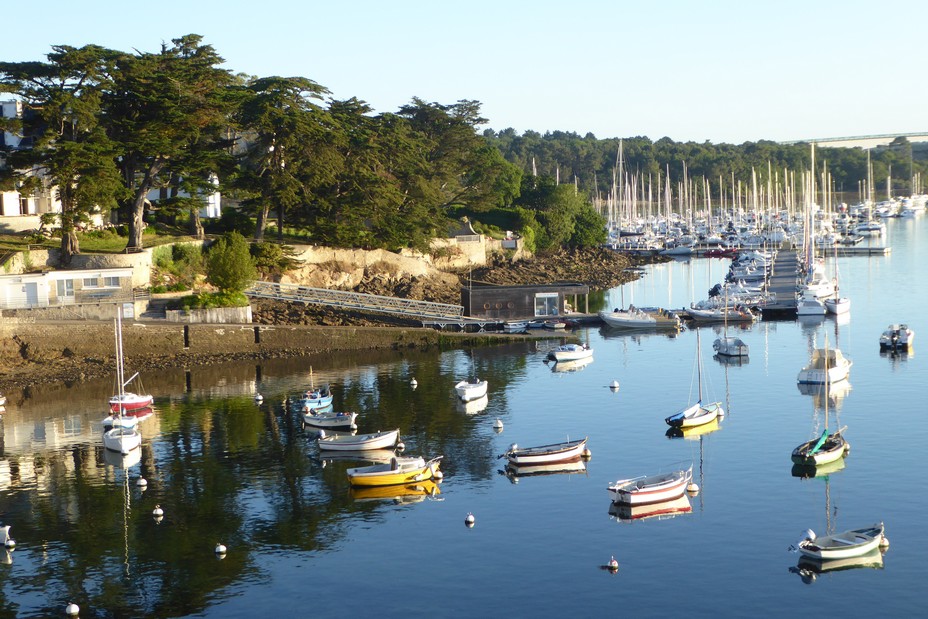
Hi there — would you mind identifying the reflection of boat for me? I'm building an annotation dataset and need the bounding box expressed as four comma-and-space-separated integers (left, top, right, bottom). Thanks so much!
502, 459, 587, 481
791, 457, 846, 479
796, 380, 852, 410
456, 393, 488, 415
879, 324, 914, 351
500, 437, 588, 466
546, 343, 593, 362
347, 455, 442, 487
551, 356, 593, 373
713, 353, 749, 366
317, 428, 399, 451
792, 549, 884, 582
103, 444, 142, 469
318, 449, 396, 465
607, 464, 693, 505
666, 417, 720, 440
795, 523, 885, 561
454, 378, 488, 402
608, 494, 692, 522
349, 481, 441, 503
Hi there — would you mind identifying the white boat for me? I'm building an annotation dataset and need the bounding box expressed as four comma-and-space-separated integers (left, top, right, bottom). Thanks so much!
879, 324, 914, 351
797, 345, 852, 385
795, 523, 885, 561
301, 408, 358, 430
454, 378, 488, 402
546, 343, 593, 362
685, 304, 756, 323
500, 437, 588, 466
293, 367, 334, 410
824, 296, 851, 315
317, 428, 400, 451
607, 464, 693, 506
713, 336, 748, 357
103, 309, 142, 455
666, 330, 723, 428
599, 305, 681, 330
502, 320, 528, 334
796, 291, 826, 316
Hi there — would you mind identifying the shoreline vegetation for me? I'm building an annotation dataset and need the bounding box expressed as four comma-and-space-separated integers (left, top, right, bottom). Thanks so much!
0, 247, 659, 392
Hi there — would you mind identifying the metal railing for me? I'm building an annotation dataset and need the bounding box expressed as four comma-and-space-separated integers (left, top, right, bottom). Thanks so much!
245, 281, 466, 321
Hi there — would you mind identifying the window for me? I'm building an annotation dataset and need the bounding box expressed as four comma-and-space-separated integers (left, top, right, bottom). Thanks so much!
534, 292, 559, 317
104, 276, 120, 287
83, 277, 98, 288
56, 279, 74, 297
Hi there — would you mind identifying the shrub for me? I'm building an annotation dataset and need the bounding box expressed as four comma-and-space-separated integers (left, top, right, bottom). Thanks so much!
206, 232, 257, 293
172, 291, 249, 310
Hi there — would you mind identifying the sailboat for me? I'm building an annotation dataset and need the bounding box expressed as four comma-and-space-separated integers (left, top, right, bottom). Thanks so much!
713, 286, 749, 357
665, 330, 723, 428
792, 335, 849, 467
103, 309, 143, 455
824, 243, 850, 315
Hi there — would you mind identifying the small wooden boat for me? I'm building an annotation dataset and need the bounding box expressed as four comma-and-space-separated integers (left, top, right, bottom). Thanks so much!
293, 385, 334, 411
502, 320, 529, 334
302, 408, 358, 430
103, 425, 142, 455
346, 455, 442, 487
665, 401, 722, 428
317, 428, 399, 451
546, 343, 593, 362
349, 480, 441, 502
792, 426, 849, 467
500, 437, 588, 466
795, 523, 885, 561
454, 378, 488, 402
607, 464, 692, 505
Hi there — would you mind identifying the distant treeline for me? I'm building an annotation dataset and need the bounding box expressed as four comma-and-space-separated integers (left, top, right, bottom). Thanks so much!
483, 128, 928, 203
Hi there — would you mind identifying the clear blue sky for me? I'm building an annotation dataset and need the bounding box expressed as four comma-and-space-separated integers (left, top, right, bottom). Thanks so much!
6, 0, 926, 144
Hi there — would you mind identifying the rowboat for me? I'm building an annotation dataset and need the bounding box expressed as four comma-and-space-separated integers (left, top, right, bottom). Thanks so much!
317, 428, 399, 451
546, 343, 593, 362
665, 401, 722, 428
292, 386, 334, 411
454, 378, 488, 402
349, 480, 441, 502
607, 464, 693, 505
346, 455, 442, 487
500, 437, 588, 466
795, 523, 885, 561
301, 408, 358, 431
502, 320, 529, 334
791, 426, 849, 467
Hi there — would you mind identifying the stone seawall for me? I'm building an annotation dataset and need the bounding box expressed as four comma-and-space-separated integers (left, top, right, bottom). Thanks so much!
0, 322, 456, 390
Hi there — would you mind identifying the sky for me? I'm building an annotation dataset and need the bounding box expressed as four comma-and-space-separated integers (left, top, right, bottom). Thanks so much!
5, 0, 927, 144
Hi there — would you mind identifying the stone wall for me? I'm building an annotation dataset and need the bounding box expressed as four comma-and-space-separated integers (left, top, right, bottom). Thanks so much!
166, 306, 253, 324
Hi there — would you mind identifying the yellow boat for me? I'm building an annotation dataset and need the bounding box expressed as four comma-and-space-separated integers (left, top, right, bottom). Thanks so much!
347, 455, 442, 487
350, 481, 441, 502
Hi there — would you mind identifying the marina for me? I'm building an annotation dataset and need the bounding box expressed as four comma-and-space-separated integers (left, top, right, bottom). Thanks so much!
0, 215, 924, 617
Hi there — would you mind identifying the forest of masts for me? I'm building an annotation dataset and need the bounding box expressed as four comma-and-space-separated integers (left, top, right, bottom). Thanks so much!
587, 143, 923, 230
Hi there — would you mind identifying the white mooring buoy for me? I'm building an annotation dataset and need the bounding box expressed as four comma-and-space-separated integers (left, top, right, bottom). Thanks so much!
465, 512, 475, 527
686, 482, 700, 495
581, 447, 592, 460
65, 601, 80, 616
607, 556, 619, 571
215, 542, 227, 555
136, 476, 148, 488
410, 378, 418, 389
880, 535, 890, 550
396, 441, 406, 452
493, 418, 504, 431
254, 393, 263, 403
609, 380, 620, 391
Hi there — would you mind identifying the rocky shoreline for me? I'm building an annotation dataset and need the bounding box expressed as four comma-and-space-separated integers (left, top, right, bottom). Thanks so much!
0, 247, 660, 391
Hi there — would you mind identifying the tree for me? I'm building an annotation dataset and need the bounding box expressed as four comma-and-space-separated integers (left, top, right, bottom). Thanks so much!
0, 45, 125, 264
232, 76, 340, 241
206, 231, 256, 293
106, 35, 234, 250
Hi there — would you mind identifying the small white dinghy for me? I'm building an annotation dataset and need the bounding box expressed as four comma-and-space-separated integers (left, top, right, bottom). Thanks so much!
317, 428, 400, 452
795, 523, 885, 561
454, 378, 488, 402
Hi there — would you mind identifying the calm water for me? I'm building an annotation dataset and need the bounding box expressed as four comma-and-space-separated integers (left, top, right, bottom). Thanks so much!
1, 217, 925, 618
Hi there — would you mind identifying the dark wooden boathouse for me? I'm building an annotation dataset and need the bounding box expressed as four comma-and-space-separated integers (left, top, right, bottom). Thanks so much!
461, 282, 590, 320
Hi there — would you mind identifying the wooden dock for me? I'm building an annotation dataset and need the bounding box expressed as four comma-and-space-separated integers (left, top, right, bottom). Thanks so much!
756, 250, 800, 318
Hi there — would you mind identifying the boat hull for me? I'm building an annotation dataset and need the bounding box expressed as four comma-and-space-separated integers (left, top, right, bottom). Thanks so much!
608, 466, 692, 506
302, 410, 358, 430
455, 380, 488, 402
109, 393, 154, 413
547, 344, 593, 363
347, 456, 441, 487
504, 438, 588, 466
318, 428, 399, 451
103, 427, 142, 455
797, 524, 884, 560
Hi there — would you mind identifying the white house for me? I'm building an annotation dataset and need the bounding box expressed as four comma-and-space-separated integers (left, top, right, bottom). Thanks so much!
0, 267, 134, 310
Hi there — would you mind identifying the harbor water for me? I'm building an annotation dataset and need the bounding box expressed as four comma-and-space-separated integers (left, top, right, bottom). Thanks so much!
0, 216, 925, 617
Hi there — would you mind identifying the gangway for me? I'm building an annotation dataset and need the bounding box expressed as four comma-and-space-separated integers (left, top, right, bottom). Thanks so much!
245, 281, 493, 329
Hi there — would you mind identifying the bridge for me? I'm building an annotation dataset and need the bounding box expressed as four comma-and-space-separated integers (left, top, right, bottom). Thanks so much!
780, 132, 928, 149
245, 281, 499, 330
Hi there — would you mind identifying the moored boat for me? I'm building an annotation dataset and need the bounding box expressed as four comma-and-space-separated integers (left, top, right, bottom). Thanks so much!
607, 464, 693, 505
302, 408, 358, 430
317, 428, 399, 451
794, 523, 885, 561
546, 343, 593, 362
599, 305, 681, 330
879, 324, 914, 351
454, 378, 488, 402
346, 455, 442, 487
791, 426, 849, 467
500, 437, 588, 466
797, 347, 852, 385
502, 320, 529, 334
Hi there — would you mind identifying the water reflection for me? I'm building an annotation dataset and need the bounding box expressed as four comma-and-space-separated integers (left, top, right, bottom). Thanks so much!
790, 549, 885, 584
550, 357, 594, 373
608, 494, 692, 523
349, 480, 442, 503
499, 459, 588, 483
456, 393, 489, 415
